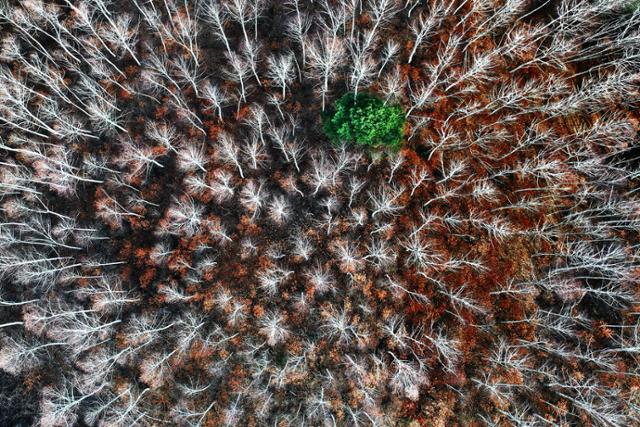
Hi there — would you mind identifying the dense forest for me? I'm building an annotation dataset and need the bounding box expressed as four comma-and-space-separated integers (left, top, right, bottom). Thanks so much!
0, 0, 639, 425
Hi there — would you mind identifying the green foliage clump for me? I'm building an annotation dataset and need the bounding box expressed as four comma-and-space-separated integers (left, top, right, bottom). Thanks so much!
322, 93, 405, 150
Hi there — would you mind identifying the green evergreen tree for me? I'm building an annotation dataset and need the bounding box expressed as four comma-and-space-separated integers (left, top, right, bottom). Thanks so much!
323, 93, 406, 150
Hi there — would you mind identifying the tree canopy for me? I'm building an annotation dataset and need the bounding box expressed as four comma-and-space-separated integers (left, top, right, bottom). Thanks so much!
322, 93, 406, 150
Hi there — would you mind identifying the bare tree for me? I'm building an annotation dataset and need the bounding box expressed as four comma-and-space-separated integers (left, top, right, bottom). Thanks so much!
201, 0, 233, 57
267, 53, 295, 97
200, 81, 229, 120
285, 0, 311, 70
225, 0, 253, 47
407, 2, 450, 64
306, 35, 346, 110
259, 310, 290, 346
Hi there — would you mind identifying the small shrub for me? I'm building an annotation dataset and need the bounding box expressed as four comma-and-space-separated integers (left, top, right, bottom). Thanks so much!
322, 93, 406, 150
